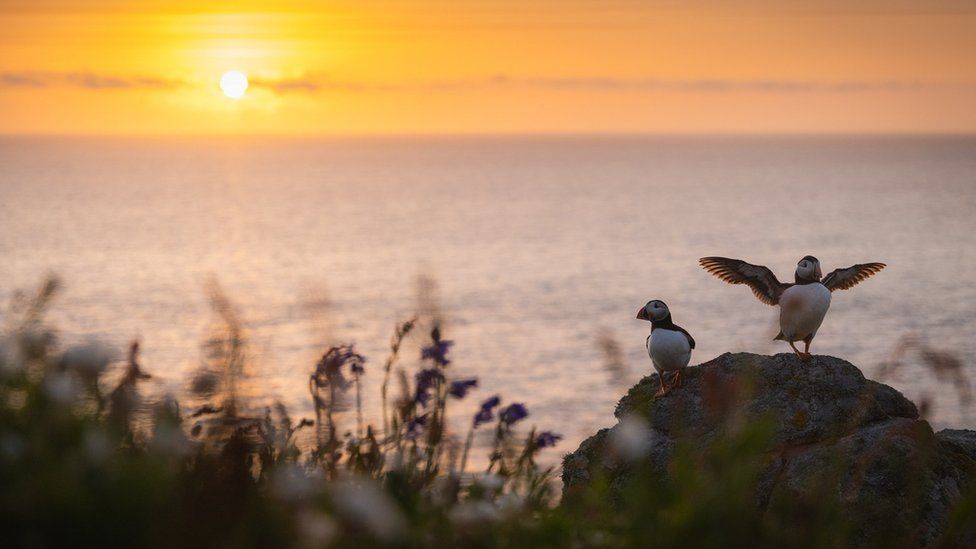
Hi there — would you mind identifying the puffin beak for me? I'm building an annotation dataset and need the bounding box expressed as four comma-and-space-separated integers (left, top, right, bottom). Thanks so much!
815, 265, 823, 279
636, 307, 649, 320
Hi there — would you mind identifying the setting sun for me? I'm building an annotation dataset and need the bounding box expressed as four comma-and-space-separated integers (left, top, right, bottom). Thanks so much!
219, 70, 248, 99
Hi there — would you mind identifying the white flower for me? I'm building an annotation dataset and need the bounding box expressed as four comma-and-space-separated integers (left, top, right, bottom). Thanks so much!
429, 475, 461, 508
610, 414, 656, 461
44, 372, 80, 406
495, 493, 525, 518
272, 465, 322, 502
449, 500, 498, 526
331, 481, 407, 542
61, 341, 116, 379
475, 472, 504, 492
296, 509, 337, 548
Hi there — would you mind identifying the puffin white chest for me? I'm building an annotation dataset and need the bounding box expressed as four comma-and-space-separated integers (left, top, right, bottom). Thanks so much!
779, 283, 832, 341
648, 329, 692, 372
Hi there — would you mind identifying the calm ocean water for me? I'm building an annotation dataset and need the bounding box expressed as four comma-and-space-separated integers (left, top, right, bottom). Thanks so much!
2, 135, 975, 457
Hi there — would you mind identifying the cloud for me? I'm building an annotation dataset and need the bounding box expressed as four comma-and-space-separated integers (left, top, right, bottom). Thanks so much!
1, 70, 968, 95
511, 76, 937, 93
248, 74, 966, 94
0, 71, 186, 90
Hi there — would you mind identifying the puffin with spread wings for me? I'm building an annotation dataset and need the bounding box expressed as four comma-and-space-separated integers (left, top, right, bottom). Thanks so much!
699, 256, 885, 360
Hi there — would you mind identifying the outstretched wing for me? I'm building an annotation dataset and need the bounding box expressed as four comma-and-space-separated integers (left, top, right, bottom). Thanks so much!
699, 256, 789, 306
822, 262, 886, 291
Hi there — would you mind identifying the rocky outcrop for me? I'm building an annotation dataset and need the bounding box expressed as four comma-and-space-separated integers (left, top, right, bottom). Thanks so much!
563, 353, 976, 547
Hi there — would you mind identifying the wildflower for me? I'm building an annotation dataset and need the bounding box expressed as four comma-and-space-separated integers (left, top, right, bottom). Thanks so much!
449, 500, 498, 526
272, 464, 323, 502
500, 403, 529, 425
108, 341, 150, 421
151, 397, 190, 456
496, 493, 526, 518
406, 413, 429, 440
331, 481, 407, 542
44, 372, 80, 406
474, 472, 505, 492
61, 340, 116, 380
311, 344, 365, 391
429, 475, 461, 508
296, 509, 338, 547
414, 368, 444, 406
473, 395, 501, 427
448, 378, 478, 399
421, 339, 454, 366
534, 431, 562, 449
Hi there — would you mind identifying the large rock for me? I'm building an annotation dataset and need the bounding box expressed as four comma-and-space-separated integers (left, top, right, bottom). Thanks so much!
563, 353, 976, 547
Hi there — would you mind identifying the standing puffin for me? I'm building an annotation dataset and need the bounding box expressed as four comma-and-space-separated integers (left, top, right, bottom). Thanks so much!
637, 300, 695, 396
699, 256, 885, 360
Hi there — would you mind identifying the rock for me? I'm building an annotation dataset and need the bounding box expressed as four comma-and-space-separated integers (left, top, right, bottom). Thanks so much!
563, 353, 976, 547
939, 429, 976, 462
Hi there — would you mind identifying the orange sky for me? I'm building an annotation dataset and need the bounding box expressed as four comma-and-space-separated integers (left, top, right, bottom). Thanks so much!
1, 0, 975, 135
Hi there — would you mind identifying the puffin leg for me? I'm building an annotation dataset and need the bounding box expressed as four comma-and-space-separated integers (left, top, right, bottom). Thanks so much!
673, 369, 683, 388
802, 336, 814, 360
654, 369, 671, 397
788, 341, 809, 361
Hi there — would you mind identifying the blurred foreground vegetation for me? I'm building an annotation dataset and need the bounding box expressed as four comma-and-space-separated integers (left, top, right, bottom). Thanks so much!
1, 278, 974, 548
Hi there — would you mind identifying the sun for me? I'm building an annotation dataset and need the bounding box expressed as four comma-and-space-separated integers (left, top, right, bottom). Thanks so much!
219, 70, 248, 99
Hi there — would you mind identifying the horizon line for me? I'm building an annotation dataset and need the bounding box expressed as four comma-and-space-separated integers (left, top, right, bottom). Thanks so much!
3, 130, 976, 140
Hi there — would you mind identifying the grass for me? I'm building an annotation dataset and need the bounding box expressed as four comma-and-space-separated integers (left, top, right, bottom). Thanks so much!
1, 277, 975, 548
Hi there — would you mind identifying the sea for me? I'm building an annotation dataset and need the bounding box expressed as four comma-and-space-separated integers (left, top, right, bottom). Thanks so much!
2, 135, 975, 460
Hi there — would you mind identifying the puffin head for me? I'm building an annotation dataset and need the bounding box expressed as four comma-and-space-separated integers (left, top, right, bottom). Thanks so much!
796, 255, 822, 281
637, 300, 670, 322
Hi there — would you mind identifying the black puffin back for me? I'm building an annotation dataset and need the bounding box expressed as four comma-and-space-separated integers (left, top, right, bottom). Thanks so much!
651, 314, 696, 349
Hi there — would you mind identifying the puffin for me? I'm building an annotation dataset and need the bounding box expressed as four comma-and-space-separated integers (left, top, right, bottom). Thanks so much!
636, 300, 695, 396
699, 255, 885, 360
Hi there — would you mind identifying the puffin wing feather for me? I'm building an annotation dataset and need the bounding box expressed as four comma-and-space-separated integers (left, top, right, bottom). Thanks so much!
673, 325, 695, 349
822, 262, 886, 291
699, 256, 788, 306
